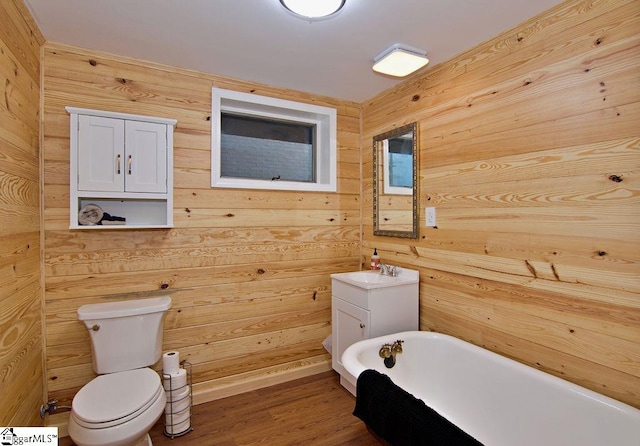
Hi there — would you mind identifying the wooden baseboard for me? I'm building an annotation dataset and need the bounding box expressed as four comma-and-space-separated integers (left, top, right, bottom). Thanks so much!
193, 355, 332, 405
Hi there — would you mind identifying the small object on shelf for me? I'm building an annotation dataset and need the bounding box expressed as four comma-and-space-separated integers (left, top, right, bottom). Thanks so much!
78, 204, 103, 226
100, 212, 126, 225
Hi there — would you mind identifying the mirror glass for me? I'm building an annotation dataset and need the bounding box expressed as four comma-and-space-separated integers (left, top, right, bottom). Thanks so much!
373, 122, 418, 238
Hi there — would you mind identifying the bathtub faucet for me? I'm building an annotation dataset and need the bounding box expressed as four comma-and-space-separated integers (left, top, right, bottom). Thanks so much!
379, 340, 403, 368
379, 264, 398, 277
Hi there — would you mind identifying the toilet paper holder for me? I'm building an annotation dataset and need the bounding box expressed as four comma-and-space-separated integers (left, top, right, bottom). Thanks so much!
162, 360, 193, 438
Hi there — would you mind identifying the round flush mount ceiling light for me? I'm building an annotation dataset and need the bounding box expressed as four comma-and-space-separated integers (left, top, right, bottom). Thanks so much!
280, 0, 346, 20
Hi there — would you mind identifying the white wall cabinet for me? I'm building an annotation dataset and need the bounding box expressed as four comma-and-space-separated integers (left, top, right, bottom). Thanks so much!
330, 270, 419, 395
67, 107, 177, 229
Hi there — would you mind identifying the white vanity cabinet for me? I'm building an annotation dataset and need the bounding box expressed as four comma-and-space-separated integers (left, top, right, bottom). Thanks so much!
330, 269, 419, 394
67, 107, 177, 229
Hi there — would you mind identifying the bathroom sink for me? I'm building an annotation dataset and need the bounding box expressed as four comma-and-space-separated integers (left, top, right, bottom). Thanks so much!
339, 271, 400, 284
331, 269, 419, 290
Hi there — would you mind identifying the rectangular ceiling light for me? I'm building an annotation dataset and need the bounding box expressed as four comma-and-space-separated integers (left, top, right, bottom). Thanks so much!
373, 44, 429, 77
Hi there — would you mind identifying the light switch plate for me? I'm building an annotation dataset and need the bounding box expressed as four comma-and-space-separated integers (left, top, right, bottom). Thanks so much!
426, 207, 436, 227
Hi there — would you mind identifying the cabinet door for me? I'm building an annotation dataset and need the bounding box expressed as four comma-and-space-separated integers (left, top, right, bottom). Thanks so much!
332, 297, 370, 373
78, 115, 125, 192
124, 120, 167, 193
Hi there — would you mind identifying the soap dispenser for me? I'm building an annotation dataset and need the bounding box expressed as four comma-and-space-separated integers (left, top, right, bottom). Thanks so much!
371, 248, 380, 270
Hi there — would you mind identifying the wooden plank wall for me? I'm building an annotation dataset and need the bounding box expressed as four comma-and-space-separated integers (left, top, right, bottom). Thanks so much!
0, 0, 45, 427
363, 0, 640, 408
40, 43, 361, 429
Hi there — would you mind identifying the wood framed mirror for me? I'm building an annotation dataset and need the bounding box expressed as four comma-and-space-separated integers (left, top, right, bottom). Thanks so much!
373, 122, 418, 238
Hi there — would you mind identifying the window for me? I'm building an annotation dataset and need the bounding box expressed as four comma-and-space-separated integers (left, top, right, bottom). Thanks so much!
383, 134, 414, 195
212, 88, 337, 192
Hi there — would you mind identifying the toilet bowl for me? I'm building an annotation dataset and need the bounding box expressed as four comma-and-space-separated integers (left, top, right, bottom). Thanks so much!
68, 368, 166, 446
68, 297, 172, 446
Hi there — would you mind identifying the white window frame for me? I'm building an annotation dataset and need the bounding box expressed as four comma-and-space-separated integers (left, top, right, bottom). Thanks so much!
211, 87, 337, 192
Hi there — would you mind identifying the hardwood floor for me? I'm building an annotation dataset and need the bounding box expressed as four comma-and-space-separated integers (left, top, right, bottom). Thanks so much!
61, 371, 385, 445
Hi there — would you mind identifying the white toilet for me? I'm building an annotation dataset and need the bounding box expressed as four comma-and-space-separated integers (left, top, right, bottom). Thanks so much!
68, 296, 172, 446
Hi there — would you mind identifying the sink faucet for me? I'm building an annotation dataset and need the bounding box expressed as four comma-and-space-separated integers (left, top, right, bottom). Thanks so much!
379, 264, 398, 277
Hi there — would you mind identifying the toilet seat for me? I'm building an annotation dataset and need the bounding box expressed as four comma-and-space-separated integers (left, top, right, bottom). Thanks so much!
72, 368, 163, 428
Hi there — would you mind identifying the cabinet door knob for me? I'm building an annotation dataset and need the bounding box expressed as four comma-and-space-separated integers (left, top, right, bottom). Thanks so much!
360, 323, 365, 329
128, 155, 132, 174
116, 154, 121, 174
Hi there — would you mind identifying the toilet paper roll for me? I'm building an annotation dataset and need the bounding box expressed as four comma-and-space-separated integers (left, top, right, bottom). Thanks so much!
163, 367, 187, 392
162, 351, 180, 375
165, 393, 190, 415
166, 389, 189, 409
165, 417, 191, 435
165, 406, 190, 425
166, 386, 189, 404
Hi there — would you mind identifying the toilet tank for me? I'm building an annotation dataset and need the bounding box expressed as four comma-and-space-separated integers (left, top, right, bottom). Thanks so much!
78, 296, 172, 374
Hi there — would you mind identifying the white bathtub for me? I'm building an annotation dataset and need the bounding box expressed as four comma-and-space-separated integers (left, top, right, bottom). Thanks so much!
342, 331, 640, 446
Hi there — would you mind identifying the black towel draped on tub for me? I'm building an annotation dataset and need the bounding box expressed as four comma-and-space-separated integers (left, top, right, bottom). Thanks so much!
353, 369, 483, 446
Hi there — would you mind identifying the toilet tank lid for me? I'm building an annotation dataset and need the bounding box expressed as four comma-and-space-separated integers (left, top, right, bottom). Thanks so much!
77, 296, 172, 320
